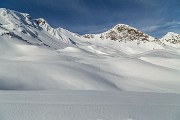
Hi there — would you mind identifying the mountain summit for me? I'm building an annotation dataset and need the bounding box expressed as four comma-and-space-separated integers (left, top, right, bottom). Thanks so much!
0, 8, 179, 53
161, 32, 180, 43
83, 24, 155, 43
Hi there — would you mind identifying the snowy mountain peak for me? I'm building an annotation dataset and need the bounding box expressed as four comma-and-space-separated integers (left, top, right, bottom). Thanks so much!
34, 18, 73, 42
112, 24, 137, 31
83, 23, 155, 43
0, 8, 179, 51
0, 8, 15, 17
35, 18, 53, 31
0, 8, 10, 14
160, 32, 180, 45
0, 8, 38, 38
0, 8, 33, 26
35, 18, 72, 35
0, 8, 36, 38
163, 32, 179, 38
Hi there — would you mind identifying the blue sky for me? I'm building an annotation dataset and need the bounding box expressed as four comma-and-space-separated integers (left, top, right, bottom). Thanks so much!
1, 0, 180, 38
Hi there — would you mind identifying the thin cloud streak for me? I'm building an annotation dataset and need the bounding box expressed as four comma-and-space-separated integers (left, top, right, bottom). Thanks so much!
141, 21, 180, 36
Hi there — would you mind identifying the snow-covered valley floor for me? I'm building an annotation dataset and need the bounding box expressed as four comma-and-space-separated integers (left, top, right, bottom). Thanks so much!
0, 91, 180, 120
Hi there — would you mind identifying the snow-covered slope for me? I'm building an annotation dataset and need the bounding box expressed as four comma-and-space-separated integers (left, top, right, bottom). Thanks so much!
0, 8, 76, 50
34, 18, 80, 45
80, 24, 165, 54
0, 8, 180, 93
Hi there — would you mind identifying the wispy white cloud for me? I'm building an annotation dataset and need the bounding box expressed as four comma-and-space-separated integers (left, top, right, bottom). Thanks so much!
141, 21, 180, 33
140, 21, 180, 37
141, 25, 159, 32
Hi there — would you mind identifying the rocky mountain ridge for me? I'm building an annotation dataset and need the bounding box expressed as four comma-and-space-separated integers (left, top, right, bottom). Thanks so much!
0, 8, 179, 49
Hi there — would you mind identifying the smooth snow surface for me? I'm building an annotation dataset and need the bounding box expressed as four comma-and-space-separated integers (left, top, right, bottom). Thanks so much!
0, 91, 180, 120
1, 38, 180, 92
